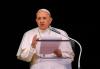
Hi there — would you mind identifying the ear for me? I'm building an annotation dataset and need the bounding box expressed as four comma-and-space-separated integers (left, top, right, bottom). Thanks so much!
36, 18, 38, 23
49, 17, 53, 24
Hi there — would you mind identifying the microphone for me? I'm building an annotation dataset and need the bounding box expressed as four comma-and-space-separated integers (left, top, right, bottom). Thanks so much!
50, 27, 82, 69
50, 27, 61, 34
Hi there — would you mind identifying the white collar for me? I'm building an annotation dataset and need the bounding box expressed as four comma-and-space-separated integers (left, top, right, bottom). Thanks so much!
38, 26, 51, 33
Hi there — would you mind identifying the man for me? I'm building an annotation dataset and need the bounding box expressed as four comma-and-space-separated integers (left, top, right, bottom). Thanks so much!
16, 9, 75, 69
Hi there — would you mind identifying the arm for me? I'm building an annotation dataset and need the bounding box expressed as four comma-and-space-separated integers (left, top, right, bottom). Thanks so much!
60, 41, 75, 60
53, 42, 75, 60
16, 33, 36, 62
59, 30, 75, 62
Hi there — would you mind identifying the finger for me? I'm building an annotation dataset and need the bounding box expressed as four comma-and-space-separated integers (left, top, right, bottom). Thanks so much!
33, 35, 37, 40
33, 35, 37, 41
33, 38, 39, 42
32, 35, 37, 45
36, 38, 39, 41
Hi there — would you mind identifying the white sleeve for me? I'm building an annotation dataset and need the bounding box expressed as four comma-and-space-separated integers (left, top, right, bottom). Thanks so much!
16, 33, 36, 62
44, 53, 57, 58
59, 30, 75, 62
60, 41, 74, 61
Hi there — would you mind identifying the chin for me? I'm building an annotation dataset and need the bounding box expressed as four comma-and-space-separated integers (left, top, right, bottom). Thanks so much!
39, 27, 47, 30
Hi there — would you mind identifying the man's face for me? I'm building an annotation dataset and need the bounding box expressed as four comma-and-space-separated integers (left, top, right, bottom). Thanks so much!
36, 11, 52, 30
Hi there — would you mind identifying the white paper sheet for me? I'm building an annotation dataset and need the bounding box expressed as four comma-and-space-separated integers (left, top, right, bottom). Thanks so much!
40, 37, 62, 54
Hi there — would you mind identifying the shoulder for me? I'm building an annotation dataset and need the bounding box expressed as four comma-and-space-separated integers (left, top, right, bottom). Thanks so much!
23, 27, 38, 36
52, 27, 70, 39
53, 27, 69, 36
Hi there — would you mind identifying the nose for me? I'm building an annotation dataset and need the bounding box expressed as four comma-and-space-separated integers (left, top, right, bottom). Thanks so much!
40, 19, 44, 23
39, 17, 45, 23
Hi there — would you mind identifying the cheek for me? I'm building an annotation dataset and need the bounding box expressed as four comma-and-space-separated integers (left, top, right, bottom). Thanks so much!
36, 21, 39, 25
46, 20, 51, 25
36, 20, 40, 24
36, 22, 41, 26
46, 23, 50, 26
48, 20, 51, 25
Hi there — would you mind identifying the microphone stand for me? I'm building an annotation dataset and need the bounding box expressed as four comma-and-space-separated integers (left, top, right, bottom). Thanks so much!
55, 32, 82, 69
69, 37, 82, 69
38, 27, 82, 69
37, 38, 82, 69
50, 27, 82, 69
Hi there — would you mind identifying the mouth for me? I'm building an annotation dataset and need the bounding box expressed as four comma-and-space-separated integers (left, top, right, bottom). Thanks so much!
40, 24, 45, 26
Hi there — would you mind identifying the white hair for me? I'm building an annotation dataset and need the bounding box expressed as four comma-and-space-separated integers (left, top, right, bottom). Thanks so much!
37, 9, 51, 16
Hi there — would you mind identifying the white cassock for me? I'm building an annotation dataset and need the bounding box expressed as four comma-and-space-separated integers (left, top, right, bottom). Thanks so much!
16, 27, 74, 69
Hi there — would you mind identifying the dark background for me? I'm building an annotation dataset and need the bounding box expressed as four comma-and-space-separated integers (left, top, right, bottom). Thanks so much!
2, 0, 99, 69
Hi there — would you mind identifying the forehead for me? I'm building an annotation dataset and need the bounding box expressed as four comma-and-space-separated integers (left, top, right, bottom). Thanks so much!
36, 11, 50, 17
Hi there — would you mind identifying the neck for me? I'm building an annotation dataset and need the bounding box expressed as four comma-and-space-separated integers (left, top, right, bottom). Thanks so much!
38, 28, 48, 33
38, 26, 51, 32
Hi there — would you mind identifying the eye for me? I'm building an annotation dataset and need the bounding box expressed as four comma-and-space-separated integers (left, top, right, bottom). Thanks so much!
37, 17, 41, 20
43, 17, 46, 20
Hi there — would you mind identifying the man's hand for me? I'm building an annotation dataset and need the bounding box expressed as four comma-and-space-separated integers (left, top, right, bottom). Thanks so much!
31, 35, 38, 48
53, 49, 62, 57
